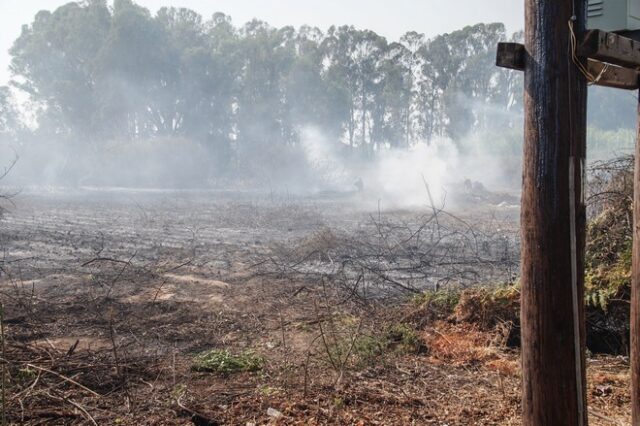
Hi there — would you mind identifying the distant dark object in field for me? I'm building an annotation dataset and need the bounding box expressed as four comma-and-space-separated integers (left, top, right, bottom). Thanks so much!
460, 178, 519, 207
354, 177, 364, 192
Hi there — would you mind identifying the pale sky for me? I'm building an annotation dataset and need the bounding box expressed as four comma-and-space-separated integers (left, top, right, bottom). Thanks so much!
0, 0, 524, 86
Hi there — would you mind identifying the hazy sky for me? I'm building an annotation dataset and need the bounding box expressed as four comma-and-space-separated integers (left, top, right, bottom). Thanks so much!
0, 0, 524, 86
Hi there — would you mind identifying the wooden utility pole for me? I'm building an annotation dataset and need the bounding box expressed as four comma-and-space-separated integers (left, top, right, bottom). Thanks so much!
633, 93, 640, 425
520, 0, 588, 424
499, 2, 640, 424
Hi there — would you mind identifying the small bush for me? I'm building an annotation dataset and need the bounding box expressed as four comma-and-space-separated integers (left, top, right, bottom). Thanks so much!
339, 323, 425, 359
454, 285, 520, 328
412, 290, 461, 313
349, 335, 386, 360
192, 349, 264, 374
321, 322, 425, 370
384, 323, 424, 354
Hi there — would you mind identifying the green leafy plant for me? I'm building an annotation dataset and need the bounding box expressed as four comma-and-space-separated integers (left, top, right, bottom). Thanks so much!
384, 323, 423, 354
191, 349, 264, 374
412, 289, 461, 312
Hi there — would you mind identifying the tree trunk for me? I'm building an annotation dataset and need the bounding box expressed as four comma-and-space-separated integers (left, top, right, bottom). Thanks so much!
361, 79, 367, 149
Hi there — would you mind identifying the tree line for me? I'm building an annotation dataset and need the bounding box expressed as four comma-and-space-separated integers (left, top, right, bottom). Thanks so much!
0, 0, 635, 179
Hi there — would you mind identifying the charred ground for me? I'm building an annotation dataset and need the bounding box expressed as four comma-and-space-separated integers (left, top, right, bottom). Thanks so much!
0, 189, 630, 425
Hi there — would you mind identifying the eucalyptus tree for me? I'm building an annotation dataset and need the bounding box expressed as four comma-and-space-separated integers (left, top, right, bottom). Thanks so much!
322, 26, 360, 148
417, 23, 509, 140
0, 87, 20, 142
456, 23, 507, 131
368, 41, 412, 149
323, 26, 388, 152
154, 7, 239, 170
9, 0, 111, 138
94, 0, 176, 139
7, 0, 544, 181
283, 26, 347, 140
232, 20, 297, 175
399, 31, 426, 146
195, 12, 241, 168
155, 6, 206, 138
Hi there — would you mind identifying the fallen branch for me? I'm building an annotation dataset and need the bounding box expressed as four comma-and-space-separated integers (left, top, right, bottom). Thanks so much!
23, 363, 101, 398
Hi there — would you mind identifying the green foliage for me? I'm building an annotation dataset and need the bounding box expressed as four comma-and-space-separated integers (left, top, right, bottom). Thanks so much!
413, 283, 521, 312
487, 282, 521, 307
16, 367, 37, 382
587, 126, 635, 160
345, 335, 386, 361
0, 87, 20, 140
191, 349, 264, 374
170, 383, 187, 400
9, 1, 635, 187
459, 127, 523, 167
409, 283, 520, 330
8, 2, 526, 181
451, 284, 520, 328
585, 159, 633, 312
384, 323, 422, 354
412, 289, 461, 312
585, 243, 631, 311
321, 322, 424, 370
588, 86, 637, 133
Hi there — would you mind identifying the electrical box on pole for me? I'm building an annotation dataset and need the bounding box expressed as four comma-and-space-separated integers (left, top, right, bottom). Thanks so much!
587, 0, 640, 31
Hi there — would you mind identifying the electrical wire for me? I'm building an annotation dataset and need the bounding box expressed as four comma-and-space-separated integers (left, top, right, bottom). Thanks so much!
568, 19, 610, 85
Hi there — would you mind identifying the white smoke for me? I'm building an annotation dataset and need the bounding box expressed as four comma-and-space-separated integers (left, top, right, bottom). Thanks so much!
300, 125, 521, 209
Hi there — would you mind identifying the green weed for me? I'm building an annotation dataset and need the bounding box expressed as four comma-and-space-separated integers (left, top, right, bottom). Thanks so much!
192, 349, 264, 374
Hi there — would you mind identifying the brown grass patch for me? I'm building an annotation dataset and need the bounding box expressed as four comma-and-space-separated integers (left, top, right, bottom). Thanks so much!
423, 322, 502, 366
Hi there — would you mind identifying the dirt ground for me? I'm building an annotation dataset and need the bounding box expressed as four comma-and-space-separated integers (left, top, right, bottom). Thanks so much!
0, 189, 630, 425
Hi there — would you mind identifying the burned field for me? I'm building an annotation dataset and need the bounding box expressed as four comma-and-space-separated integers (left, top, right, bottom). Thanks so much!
0, 189, 630, 425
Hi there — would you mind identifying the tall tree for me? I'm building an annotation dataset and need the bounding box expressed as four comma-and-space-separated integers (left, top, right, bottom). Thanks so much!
0, 87, 20, 142
8, 0, 553, 181
10, 0, 111, 138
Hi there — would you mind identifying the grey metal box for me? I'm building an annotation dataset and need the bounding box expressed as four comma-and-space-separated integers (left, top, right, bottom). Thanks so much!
587, 0, 640, 31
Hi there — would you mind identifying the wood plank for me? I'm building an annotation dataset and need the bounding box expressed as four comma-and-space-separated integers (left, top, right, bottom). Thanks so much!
520, 0, 588, 424
496, 42, 525, 70
497, 42, 639, 90
614, 29, 640, 43
580, 30, 640, 69
587, 61, 640, 90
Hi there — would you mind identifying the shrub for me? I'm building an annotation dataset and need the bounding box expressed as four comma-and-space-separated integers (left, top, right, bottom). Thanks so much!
191, 349, 264, 374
